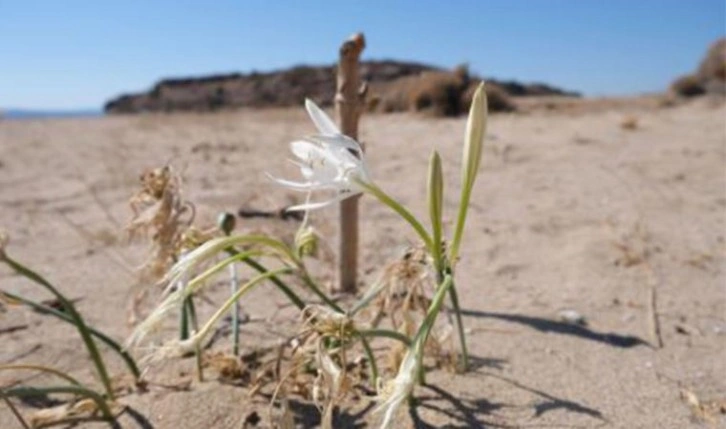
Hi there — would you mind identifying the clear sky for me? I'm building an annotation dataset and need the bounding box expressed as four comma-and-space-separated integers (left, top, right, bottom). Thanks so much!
1, 0, 724, 110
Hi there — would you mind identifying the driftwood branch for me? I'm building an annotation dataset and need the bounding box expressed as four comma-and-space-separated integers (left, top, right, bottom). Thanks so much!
238, 207, 304, 222
643, 261, 664, 348
336, 33, 367, 293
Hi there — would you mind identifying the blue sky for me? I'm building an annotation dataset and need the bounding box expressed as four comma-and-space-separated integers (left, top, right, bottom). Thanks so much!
1, 0, 723, 110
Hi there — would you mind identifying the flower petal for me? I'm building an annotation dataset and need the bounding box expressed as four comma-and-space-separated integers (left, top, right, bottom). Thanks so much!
285, 159, 315, 179
285, 141, 341, 182
290, 140, 323, 161
286, 191, 360, 212
305, 98, 340, 136
311, 134, 363, 155
266, 173, 341, 192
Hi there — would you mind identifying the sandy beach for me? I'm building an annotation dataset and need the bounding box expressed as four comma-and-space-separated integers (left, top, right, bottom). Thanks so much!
1, 96, 725, 428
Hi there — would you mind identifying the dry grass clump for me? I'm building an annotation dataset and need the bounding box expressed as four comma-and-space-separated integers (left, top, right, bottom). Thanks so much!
199, 307, 374, 428
620, 115, 639, 131
462, 81, 515, 113
362, 247, 455, 371
127, 165, 196, 279
126, 165, 221, 325
367, 75, 415, 113
275, 306, 360, 427
670, 74, 707, 98
680, 388, 726, 424
408, 66, 470, 117
368, 65, 514, 117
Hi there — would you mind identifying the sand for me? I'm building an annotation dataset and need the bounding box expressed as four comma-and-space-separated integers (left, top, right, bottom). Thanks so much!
1, 96, 725, 428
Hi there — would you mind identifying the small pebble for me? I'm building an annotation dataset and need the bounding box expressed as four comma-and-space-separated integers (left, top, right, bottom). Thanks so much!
558, 309, 587, 326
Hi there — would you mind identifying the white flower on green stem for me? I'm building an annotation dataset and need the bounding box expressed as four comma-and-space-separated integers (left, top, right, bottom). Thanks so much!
269, 99, 371, 211
273, 98, 434, 250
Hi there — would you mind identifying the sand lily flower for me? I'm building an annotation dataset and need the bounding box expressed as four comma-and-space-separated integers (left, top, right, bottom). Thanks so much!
270, 99, 371, 211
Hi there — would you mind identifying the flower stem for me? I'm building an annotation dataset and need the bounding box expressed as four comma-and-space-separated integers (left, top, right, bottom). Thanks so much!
220, 218, 243, 357
195, 341, 204, 382
359, 329, 411, 347
229, 262, 240, 356
414, 275, 453, 377
225, 247, 306, 310
447, 279, 469, 372
357, 332, 379, 387
357, 181, 433, 251
183, 297, 204, 381
299, 269, 342, 312
180, 293, 191, 341
435, 268, 468, 373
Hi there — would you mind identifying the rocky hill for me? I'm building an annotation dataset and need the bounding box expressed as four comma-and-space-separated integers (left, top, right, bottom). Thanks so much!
670, 38, 726, 97
104, 60, 580, 116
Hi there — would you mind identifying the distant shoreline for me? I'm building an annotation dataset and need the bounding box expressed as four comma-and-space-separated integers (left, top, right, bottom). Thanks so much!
1, 109, 103, 120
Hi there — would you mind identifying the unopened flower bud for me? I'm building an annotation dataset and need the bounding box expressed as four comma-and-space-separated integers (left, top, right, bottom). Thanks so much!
295, 226, 318, 258
217, 212, 236, 235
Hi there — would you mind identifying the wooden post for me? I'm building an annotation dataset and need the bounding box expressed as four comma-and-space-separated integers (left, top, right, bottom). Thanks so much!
335, 33, 367, 293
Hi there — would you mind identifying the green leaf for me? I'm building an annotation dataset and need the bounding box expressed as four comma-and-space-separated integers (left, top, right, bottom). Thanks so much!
1, 256, 115, 399
450, 82, 488, 265
427, 150, 444, 270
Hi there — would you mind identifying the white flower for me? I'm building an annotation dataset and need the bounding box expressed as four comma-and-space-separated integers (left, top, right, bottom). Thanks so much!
270, 99, 371, 211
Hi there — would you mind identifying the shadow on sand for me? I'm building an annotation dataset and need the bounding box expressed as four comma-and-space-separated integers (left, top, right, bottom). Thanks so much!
287, 399, 375, 429
461, 309, 649, 348
409, 372, 607, 428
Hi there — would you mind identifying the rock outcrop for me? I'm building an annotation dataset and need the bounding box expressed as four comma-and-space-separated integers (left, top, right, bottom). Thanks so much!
104, 60, 580, 116
671, 38, 726, 97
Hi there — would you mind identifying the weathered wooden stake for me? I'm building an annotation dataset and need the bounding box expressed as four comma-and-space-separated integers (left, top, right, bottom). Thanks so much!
335, 33, 367, 293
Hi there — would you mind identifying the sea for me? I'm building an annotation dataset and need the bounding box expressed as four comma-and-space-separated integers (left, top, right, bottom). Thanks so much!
1, 109, 103, 120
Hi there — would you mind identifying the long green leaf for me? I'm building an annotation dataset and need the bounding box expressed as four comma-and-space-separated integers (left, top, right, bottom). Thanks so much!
2, 256, 115, 399
223, 247, 306, 310
0, 365, 82, 386
185, 268, 292, 348
359, 329, 412, 347
450, 82, 488, 265
2, 385, 114, 420
1, 291, 140, 379
447, 279, 468, 371
427, 150, 444, 271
